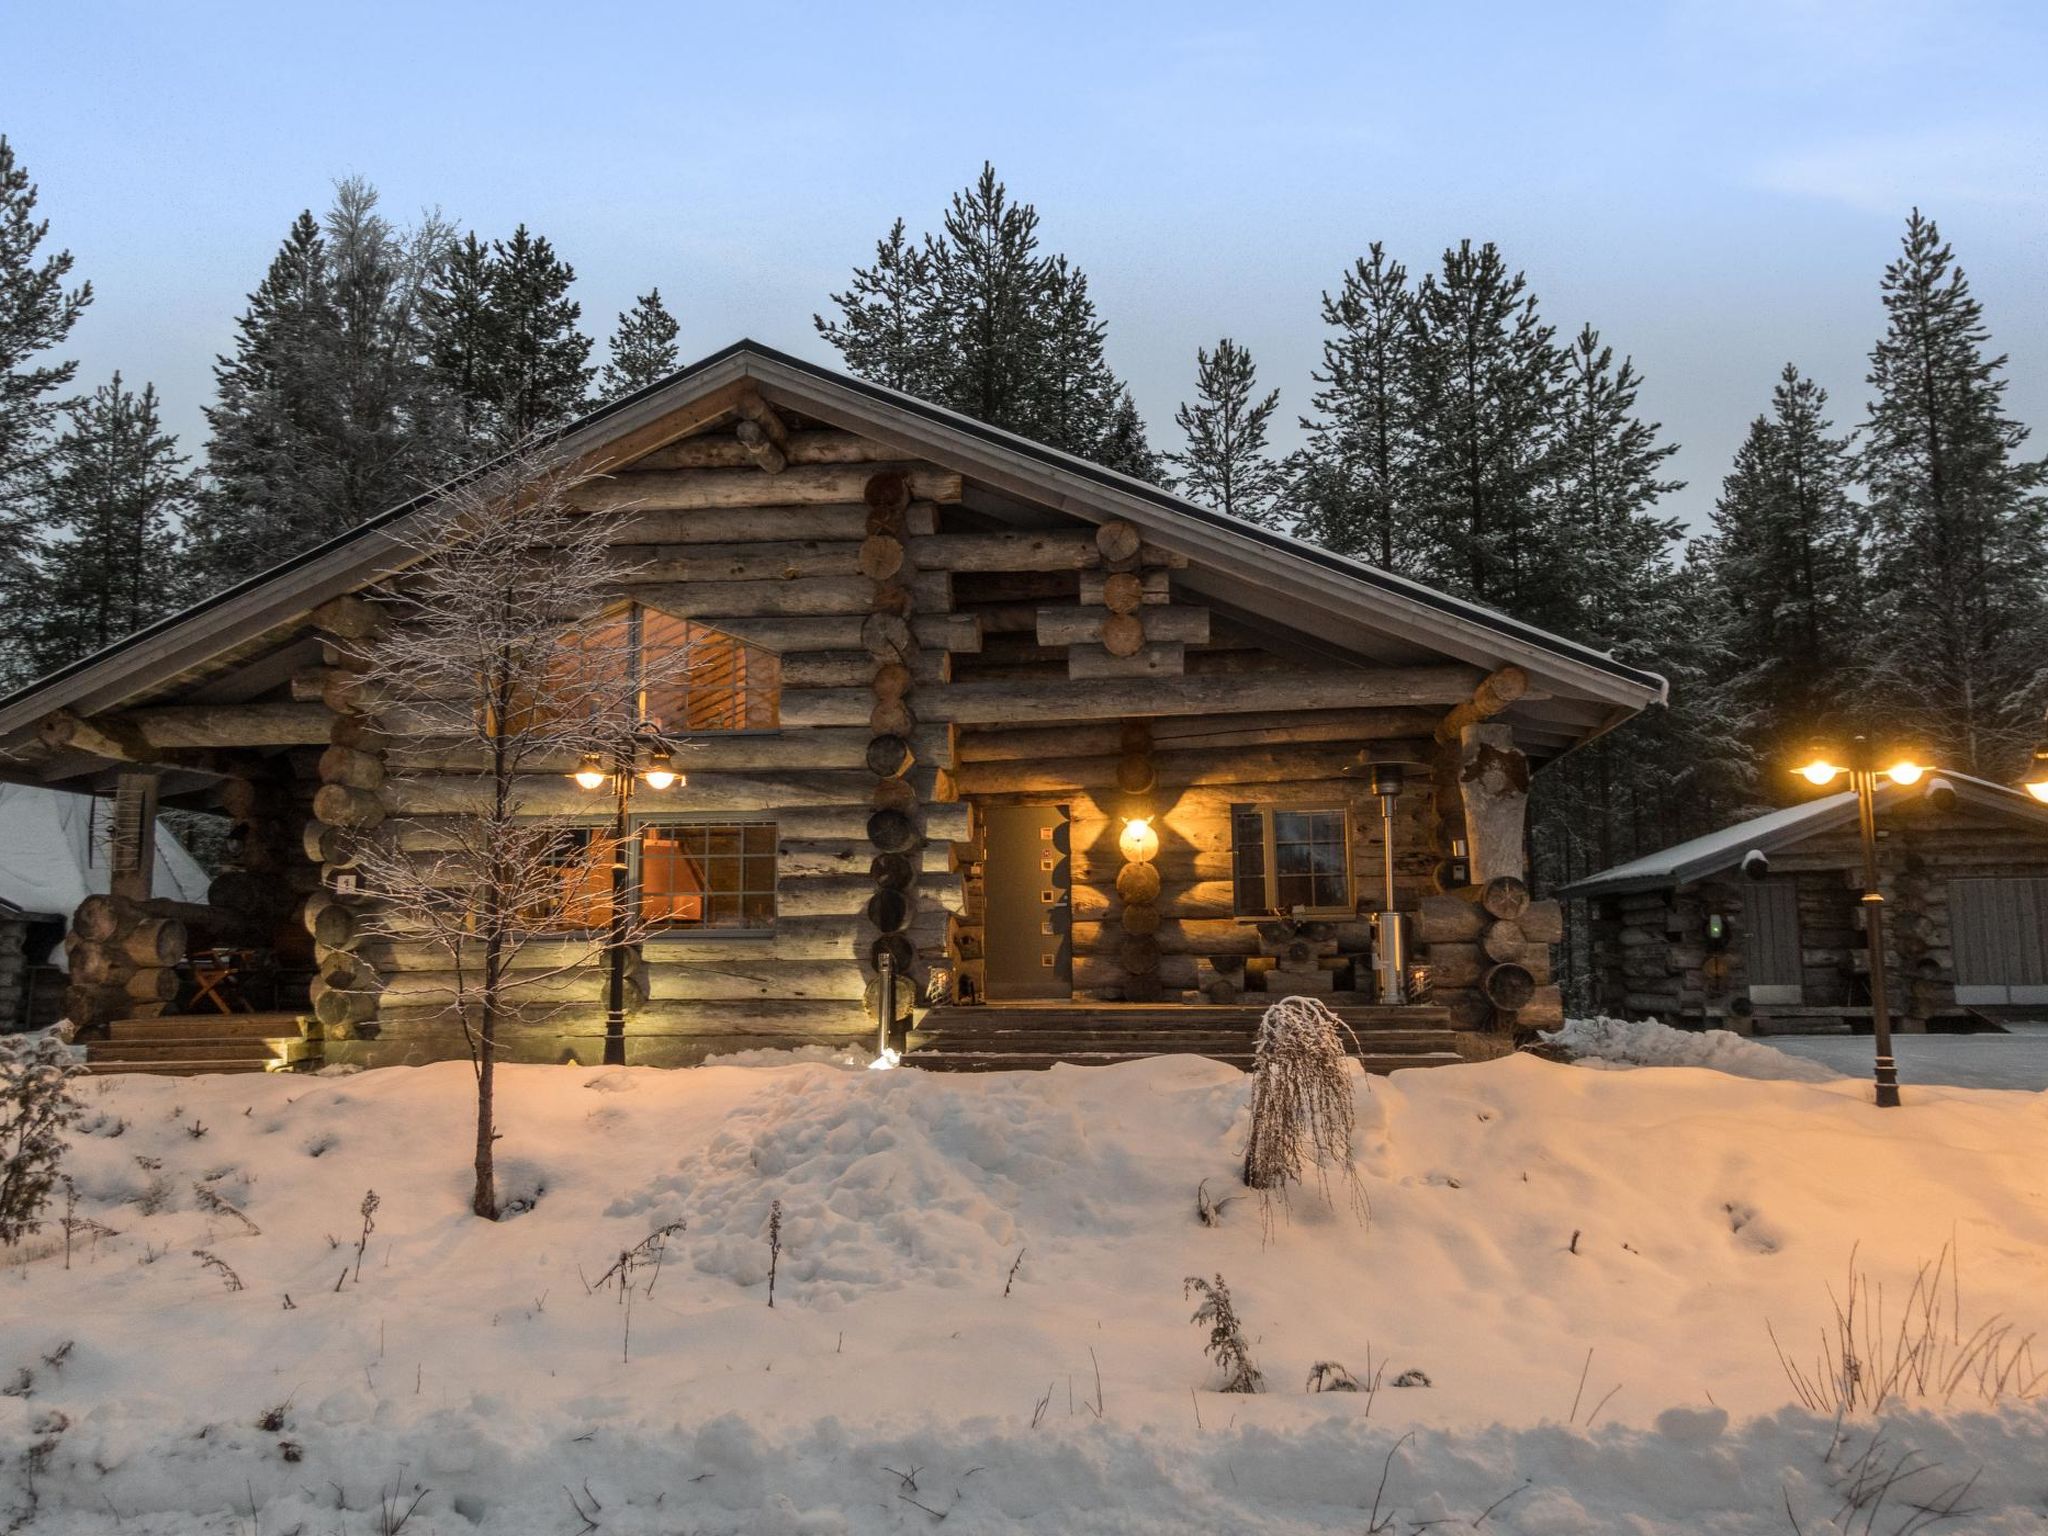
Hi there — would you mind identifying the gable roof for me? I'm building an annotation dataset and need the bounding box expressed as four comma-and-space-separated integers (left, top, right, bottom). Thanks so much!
1557, 773, 2048, 899
0, 341, 1665, 765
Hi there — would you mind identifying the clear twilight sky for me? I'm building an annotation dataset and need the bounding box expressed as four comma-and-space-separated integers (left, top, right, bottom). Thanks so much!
9, 0, 2046, 535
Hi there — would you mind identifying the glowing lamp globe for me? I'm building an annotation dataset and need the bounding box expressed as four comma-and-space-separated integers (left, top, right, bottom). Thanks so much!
1796, 758, 1841, 787
1119, 816, 1159, 863
2024, 746, 2048, 804
572, 756, 607, 791
1885, 761, 1926, 787
641, 746, 679, 791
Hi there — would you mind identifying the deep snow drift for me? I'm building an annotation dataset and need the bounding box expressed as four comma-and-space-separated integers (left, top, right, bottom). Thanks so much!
4, 1048, 2046, 1533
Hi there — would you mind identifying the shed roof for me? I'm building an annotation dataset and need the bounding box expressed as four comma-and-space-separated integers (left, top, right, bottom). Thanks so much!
1557, 773, 2048, 899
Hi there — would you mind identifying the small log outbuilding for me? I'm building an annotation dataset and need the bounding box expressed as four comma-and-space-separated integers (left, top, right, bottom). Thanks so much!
0, 342, 1664, 1072
1560, 774, 2048, 1035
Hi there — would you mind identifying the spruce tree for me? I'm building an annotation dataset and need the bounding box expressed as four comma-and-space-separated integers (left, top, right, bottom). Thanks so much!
600, 288, 680, 399
194, 182, 454, 586
0, 136, 92, 682
30, 373, 194, 670
474, 225, 594, 444
1166, 338, 1286, 525
1859, 210, 2048, 775
816, 163, 1157, 473
1291, 245, 1421, 569
430, 232, 498, 444
814, 219, 938, 396
1406, 241, 1565, 623
1706, 364, 1865, 772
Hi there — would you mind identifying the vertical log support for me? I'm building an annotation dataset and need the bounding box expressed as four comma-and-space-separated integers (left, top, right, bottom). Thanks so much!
108, 771, 160, 902
306, 604, 391, 1045
1112, 720, 1163, 1001
863, 470, 920, 1048
1455, 721, 1558, 1035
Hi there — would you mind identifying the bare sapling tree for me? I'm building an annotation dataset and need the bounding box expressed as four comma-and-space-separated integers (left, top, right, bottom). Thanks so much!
0, 1035, 82, 1247
1240, 995, 1369, 1228
343, 447, 698, 1219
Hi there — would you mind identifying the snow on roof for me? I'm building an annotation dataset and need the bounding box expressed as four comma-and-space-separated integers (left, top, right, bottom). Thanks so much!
1557, 771, 2048, 899
0, 783, 209, 919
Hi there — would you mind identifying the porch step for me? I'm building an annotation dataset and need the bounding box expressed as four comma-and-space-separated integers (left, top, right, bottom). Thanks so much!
907, 1002, 1461, 1074
88, 1012, 316, 1076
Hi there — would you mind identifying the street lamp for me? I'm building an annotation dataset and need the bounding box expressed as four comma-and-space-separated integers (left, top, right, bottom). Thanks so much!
570, 725, 682, 1067
1793, 735, 1927, 1108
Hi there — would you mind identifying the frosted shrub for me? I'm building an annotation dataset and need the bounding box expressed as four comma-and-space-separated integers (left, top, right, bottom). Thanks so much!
1185, 1274, 1264, 1393
0, 1035, 82, 1248
1240, 996, 1367, 1221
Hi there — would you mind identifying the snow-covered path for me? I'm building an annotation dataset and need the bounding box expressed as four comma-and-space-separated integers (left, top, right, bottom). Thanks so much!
1769, 1021, 2048, 1091
4, 1050, 2045, 1533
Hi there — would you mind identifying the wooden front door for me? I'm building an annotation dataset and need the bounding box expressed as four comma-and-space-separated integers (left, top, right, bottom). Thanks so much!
1951, 877, 2048, 1006
1745, 877, 1803, 1004
983, 804, 1071, 1000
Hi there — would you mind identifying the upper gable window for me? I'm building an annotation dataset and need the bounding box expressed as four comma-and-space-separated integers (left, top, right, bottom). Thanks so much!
518, 604, 778, 734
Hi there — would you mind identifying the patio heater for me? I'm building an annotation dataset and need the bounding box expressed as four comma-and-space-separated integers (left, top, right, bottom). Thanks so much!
1368, 762, 1408, 1005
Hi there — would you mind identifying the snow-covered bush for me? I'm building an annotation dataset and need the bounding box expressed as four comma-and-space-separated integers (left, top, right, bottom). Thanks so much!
1240, 996, 1366, 1220
0, 1034, 83, 1247
1185, 1274, 1263, 1393
1542, 1015, 1836, 1082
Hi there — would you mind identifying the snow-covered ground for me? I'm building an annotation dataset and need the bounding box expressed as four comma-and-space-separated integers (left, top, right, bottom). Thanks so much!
5, 1046, 2046, 1533
1770, 1020, 2048, 1092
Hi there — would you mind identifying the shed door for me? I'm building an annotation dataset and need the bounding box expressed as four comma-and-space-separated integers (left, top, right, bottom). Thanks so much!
1951, 877, 2048, 1006
983, 805, 1072, 1001
1745, 877, 1803, 1003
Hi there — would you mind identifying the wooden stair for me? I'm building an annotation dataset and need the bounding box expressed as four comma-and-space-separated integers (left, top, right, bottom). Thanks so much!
85, 1012, 318, 1076
906, 1003, 1463, 1073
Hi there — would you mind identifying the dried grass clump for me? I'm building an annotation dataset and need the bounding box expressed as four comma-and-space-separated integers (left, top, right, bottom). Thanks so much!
1240, 996, 1368, 1226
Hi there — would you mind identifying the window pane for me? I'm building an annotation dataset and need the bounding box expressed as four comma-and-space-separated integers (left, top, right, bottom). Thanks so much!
638, 821, 776, 931
641, 611, 782, 732
1231, 805, 1268, 916
1271, 808, 1349, 911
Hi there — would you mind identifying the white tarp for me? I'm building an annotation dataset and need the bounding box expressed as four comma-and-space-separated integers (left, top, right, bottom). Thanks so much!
0, 784, 209, 963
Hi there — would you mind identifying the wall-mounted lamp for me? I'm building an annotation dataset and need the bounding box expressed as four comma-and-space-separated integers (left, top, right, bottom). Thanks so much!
1119, 816, 1159, 863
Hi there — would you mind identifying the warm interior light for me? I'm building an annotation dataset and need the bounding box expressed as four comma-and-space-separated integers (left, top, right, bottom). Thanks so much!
1797, 759, 1842, 787
2025, 746, 2048, 804
1885, 761, 1925, 787
572, 756, 607, 791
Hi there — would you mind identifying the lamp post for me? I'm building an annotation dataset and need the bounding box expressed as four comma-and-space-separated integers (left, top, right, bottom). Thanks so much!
572, 724, 680, 1067
1794, 735, 1932, 1108
1369, 762, 1408, 1005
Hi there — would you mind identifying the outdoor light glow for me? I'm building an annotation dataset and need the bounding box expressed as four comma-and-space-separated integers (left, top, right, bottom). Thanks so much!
1797, 759, 1842, 786
572, 756, 607, 791
1885, 761, 1925, 787
868, 1047, 901, 1071
2025, 747, 2048, 804
641, 746, 677, 791
1119, 816, 1159, 862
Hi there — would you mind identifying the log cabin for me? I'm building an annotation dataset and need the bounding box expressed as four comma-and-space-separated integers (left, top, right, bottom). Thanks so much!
1560, 773, 2048, 1035
0, 341, 1664, 1074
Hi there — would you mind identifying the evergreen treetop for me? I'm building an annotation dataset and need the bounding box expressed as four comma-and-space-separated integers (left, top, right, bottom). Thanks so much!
1166, 337, 1288, 527
601, 288, 681, 399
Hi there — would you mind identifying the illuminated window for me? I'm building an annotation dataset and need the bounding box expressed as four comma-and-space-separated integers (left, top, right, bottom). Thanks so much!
640, 821, 778, 931
530, 828, 619, 931
504, 605, 779, 735
1232, 806, 1352, 916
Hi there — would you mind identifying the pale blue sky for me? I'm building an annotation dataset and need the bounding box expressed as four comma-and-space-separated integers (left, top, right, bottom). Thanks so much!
10, 0, 2047, 533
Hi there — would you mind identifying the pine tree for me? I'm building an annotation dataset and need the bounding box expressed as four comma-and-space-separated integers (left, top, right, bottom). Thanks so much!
1859, 210, 2048, 775
1705, 364, 1865, 771
476, 225, 594, 444
1166, 338, 1286, 525
600, 288, 680, 399
430, 232, 498, 444
0, 136, 92, 683
816, 164, 1157, 474
1407, 241, 1566, 623
1291, 245, 1421, 569
194, 182, 454, 586
30, 373, 194, 670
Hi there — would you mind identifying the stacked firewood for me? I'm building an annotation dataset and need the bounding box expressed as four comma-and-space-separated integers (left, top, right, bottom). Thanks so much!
62, 894, 192, 1026
1415, 884, 1563, 1033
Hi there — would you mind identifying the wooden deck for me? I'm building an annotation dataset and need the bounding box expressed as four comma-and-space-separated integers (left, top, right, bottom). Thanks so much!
906, 1002, 1463, 1072
85, 1012, 317, 1076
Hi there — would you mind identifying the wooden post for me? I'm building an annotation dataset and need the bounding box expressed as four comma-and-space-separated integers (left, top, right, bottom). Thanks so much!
1458, 723, 1529, 886
109, 771, 160, 902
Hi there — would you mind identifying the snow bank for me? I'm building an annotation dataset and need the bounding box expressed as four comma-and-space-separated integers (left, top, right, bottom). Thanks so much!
5, 1053, 2046, 1532
1544, 1014, 1841, 1081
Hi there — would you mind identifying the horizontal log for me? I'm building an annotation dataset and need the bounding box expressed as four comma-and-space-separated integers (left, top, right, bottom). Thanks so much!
931, 668, 1480, 726
383, 726, 954, 776
614, 540, 862, 582
382, 769, 876, 816
778, 839, 952, 879
956, 707, 1444, 763
98, 701, 338, 750
1520, 899, 1564, 946
1069, 918, 1262, 957
583, 612, 978, 657
1415, 894, 1490, 944
775, 872, 965, 918
1073, 955, 1199, 991
1067, 643, 1184, 679
904, 532, 1183, 573
635, 430, 895, 472
1037, 606, 1211, 647
1081, 568, 1170, 607
580, 464, 961, 512
956, 739, 1426, 796
596, 501, 940, 547
641, 958, 866, 1002
780, 649, 949, 691
1071, 880, 1236, 922
1518, 985, 1564, 1030
624, 571, 950, 620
